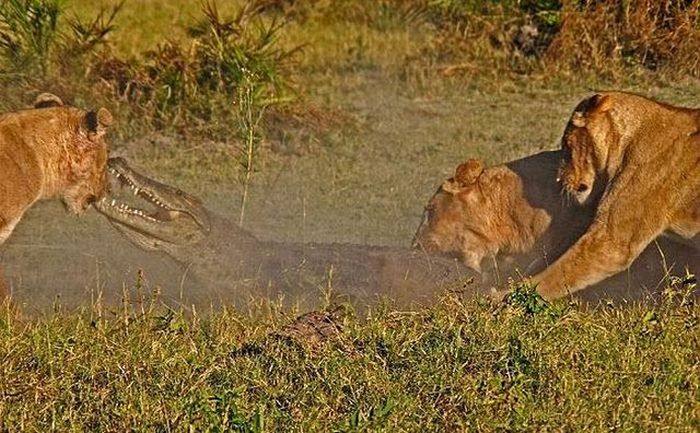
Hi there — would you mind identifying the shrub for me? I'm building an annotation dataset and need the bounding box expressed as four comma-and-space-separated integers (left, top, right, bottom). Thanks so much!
91, 0, 296, 134
545, 0, 700, 79
0, 0, 118, 79
378, 0, 698, 82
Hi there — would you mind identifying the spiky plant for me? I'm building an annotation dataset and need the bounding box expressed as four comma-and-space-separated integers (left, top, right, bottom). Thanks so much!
0, 0, 63, 76
0, 0, 119, 79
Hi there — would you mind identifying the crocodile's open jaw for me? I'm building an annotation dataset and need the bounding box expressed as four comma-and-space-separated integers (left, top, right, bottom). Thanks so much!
95, 157, 210, 250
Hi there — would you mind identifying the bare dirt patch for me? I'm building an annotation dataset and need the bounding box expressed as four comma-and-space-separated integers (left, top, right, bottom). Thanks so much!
2, 74, 699, 313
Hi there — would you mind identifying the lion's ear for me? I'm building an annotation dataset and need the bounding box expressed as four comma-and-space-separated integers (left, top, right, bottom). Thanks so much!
454, 158, 484, 186
571, 94, 611, 128
83, 107, 113, 141
442, 158, 484, 194
34, 92, 63, 109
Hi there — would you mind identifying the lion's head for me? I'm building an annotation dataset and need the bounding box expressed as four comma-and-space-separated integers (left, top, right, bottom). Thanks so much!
62, 107, 113, 214
30, 94, 113, 214
412, 152, 590, 274
412, 158, 523, 272
557, 93, 617, 205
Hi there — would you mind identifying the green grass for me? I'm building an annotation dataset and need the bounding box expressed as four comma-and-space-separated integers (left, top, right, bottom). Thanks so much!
0, 291, 697, 431
66, 0, 239, 57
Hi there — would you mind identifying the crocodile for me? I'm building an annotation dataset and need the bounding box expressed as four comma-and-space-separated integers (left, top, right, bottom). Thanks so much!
94, 157, 478, 310
95, 156, 699, 310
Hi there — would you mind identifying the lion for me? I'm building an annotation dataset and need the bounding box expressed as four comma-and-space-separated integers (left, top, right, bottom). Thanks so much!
413, 151, 594, 277
530, 92, 700, 299
0, 94, 113, 300
413, 151, 699, 299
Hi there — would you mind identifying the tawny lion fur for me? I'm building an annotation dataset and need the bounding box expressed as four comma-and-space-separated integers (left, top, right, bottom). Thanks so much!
413, 151, 592, 275
532, 92, 700, 299
413, 151, 699, 299
0, 94, 113, 300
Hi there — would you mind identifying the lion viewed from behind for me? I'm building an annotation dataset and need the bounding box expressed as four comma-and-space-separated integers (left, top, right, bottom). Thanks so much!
0, 94, 113, 300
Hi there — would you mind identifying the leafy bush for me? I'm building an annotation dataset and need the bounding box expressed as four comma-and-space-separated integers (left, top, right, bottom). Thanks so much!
0, 0, 62, 76
0, 0, 118, 78
91, 0, 295, 133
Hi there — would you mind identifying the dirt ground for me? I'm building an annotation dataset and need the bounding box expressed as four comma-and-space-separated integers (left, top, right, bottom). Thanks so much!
2, 73, 699, 313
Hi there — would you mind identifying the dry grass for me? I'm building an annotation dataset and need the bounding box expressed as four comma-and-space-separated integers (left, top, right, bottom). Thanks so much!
3, 0, 697, 136
546, 0, 700, 81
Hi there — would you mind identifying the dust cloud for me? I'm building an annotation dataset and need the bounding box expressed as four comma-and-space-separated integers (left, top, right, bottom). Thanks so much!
0, 196, 477, 316
1, 201, 199, 315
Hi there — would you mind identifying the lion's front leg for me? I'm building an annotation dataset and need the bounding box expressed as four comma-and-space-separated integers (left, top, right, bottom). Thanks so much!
531, 217, 662, 300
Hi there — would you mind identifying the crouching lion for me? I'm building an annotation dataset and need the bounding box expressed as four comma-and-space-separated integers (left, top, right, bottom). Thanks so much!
413, 151, 593, 277
0, 94, 113, 300
413, 151, 699, 300
531, 92, 700, 299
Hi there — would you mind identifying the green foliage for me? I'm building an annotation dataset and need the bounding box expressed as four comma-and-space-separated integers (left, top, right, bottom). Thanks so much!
91, 0, 295, 135
181, 389, 265, 433
62, 2, 120, 60
0, 0, 63, 75
505, 281, 551, 316
520, 0, 562, 27
184, 0, 292, 224
0, 0, 118, 77
191, 1, 292, 101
